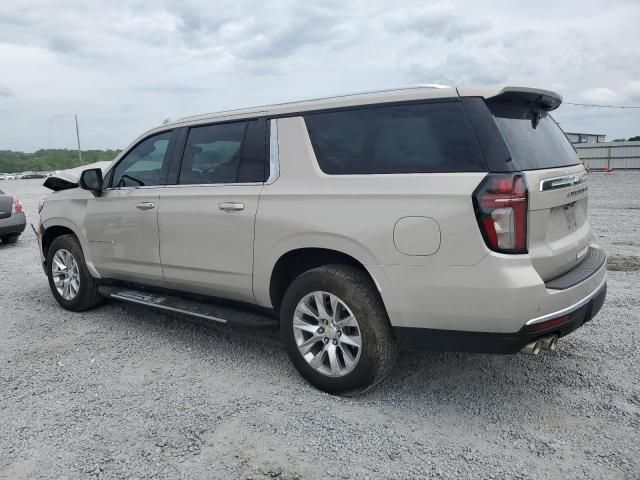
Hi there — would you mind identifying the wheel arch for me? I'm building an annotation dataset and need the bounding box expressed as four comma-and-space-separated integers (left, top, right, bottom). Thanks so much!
267, 247, 383, 313
41, 219, 101, 278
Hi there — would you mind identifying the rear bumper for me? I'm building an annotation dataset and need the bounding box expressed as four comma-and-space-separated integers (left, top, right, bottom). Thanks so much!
0, 212, 26, 237
395, 279, 607, 353
368, 247, 608, 332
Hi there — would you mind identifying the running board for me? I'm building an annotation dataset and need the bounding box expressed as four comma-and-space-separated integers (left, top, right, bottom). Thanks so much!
98, 286, 278, 328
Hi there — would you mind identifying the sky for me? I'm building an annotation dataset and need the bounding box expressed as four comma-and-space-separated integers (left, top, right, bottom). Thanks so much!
1, 0, 639, 152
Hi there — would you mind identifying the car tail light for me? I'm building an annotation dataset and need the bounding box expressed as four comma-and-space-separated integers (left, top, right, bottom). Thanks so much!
473, 173, 528, 254
525, 314, 570, 332
12, 197, 23, 214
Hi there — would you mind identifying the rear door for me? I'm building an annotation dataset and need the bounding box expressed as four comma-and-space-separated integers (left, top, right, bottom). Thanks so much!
157, 118, 268, 302
485, 98, 591, 281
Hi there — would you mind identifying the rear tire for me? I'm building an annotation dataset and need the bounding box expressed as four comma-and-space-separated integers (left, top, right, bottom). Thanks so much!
280, 265, 397, 395
46, 234, 103, 312
1, 234, 19, 244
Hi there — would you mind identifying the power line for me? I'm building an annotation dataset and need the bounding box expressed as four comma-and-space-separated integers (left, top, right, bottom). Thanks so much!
565, 102, 640, 109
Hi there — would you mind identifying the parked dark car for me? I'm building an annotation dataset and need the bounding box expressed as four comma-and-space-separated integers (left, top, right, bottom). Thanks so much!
20, 173, 47, 179
0, 189, 26, 243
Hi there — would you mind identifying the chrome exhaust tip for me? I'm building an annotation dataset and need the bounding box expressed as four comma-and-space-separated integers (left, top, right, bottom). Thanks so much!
520, 340, 542, 355
540, 335, 559, 352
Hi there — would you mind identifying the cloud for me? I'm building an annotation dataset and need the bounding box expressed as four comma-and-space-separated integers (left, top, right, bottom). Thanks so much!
578, 88, 625, 105
384, 9, 489, 41
130, 84, 213, 95
404, 52, 510, 86
0, 85, 15, 97
625, 80, 640, 101
0, 0, 639, 150
234, 14, 341, 60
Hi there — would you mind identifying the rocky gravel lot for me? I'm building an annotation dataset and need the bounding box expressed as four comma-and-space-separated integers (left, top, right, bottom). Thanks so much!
1, 174, 639, 480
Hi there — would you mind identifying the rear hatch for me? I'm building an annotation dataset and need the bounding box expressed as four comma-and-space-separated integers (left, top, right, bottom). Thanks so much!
485, 93, 591, 281
0, 194, 13, 219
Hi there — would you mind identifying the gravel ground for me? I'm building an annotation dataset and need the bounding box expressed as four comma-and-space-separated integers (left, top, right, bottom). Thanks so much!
1, 174, 638, 480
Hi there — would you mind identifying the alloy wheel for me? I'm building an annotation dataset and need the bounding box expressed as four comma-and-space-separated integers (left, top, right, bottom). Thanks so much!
51, 249, 81, 301
293, 291, 362, 377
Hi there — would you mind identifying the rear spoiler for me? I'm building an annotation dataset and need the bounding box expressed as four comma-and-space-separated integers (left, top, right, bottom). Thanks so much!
457, 86, 563, 111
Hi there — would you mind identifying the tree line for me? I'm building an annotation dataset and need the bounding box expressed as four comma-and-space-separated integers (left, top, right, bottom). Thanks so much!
612, 136, 640, 142
0, 149, 121, 173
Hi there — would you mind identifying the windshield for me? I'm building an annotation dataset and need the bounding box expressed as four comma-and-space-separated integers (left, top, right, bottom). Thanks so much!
488, 101, 579, 170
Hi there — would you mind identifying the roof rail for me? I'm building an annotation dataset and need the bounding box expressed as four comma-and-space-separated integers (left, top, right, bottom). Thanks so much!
177, 84, 451, 122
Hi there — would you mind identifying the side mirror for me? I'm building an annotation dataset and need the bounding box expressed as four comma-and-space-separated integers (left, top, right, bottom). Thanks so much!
79, 168, 104, 195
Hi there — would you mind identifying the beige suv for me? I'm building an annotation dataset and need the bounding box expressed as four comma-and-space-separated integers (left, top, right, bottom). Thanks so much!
38, 85, 607, 394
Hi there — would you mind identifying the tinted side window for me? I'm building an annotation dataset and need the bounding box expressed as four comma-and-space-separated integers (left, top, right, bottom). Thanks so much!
111, 131, 172, 187
178, 122, 246, 185
304, 102, 486, 174
460, 97, 516, 173
238, 118, 268, 182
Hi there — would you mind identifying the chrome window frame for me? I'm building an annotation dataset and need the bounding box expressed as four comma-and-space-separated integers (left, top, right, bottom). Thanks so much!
266, 118, 280, 185
104, 118, 280, 191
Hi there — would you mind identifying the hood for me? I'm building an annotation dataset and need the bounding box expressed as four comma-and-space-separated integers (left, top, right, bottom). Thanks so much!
43, 161, 113, 191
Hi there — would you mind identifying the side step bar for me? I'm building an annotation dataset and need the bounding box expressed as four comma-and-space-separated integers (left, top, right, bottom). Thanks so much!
98, 286, 278, 328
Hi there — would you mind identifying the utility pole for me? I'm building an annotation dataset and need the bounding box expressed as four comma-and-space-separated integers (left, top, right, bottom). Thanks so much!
75, 114, 83, 164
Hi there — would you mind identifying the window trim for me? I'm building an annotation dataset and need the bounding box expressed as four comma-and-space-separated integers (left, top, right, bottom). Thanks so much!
270, 96, 460, 119
105, 128, 177, 190
238, 117, 270, 183
266, 118, 280, 185
165, 127, 189, 185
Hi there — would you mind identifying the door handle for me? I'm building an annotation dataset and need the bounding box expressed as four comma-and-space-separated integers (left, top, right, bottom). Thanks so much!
218, 202, 245, 212
136, 202, 155, 210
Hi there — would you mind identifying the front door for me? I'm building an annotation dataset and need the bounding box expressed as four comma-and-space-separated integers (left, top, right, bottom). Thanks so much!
158, 118, 268, 303
85, 130, 174, 284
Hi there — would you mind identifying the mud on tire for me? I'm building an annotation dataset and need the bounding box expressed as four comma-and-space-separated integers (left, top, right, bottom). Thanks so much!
46, 234, 103, 312
280, 264, 398, 395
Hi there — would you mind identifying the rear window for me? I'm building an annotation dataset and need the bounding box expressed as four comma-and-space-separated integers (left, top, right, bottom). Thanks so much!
488, 101, 579, 170
304, 102, 486, 174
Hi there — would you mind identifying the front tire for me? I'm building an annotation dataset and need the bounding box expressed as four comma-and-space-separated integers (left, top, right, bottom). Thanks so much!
281, 265, 397, 395
46, 234, 103, 311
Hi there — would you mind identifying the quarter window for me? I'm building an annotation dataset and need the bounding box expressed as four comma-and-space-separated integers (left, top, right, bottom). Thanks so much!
111, 131, 172, 187
304, 102, 486, 174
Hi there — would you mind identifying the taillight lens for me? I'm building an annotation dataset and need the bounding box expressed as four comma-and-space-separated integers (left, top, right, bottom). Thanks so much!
12, 197, 23, 214
473, 173, 528, 254
525, 314, 570, 332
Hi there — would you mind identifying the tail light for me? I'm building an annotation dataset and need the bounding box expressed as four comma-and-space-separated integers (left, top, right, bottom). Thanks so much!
525, 314, 570, 332
473, 173, 528, 254
12, 197, 23, 215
